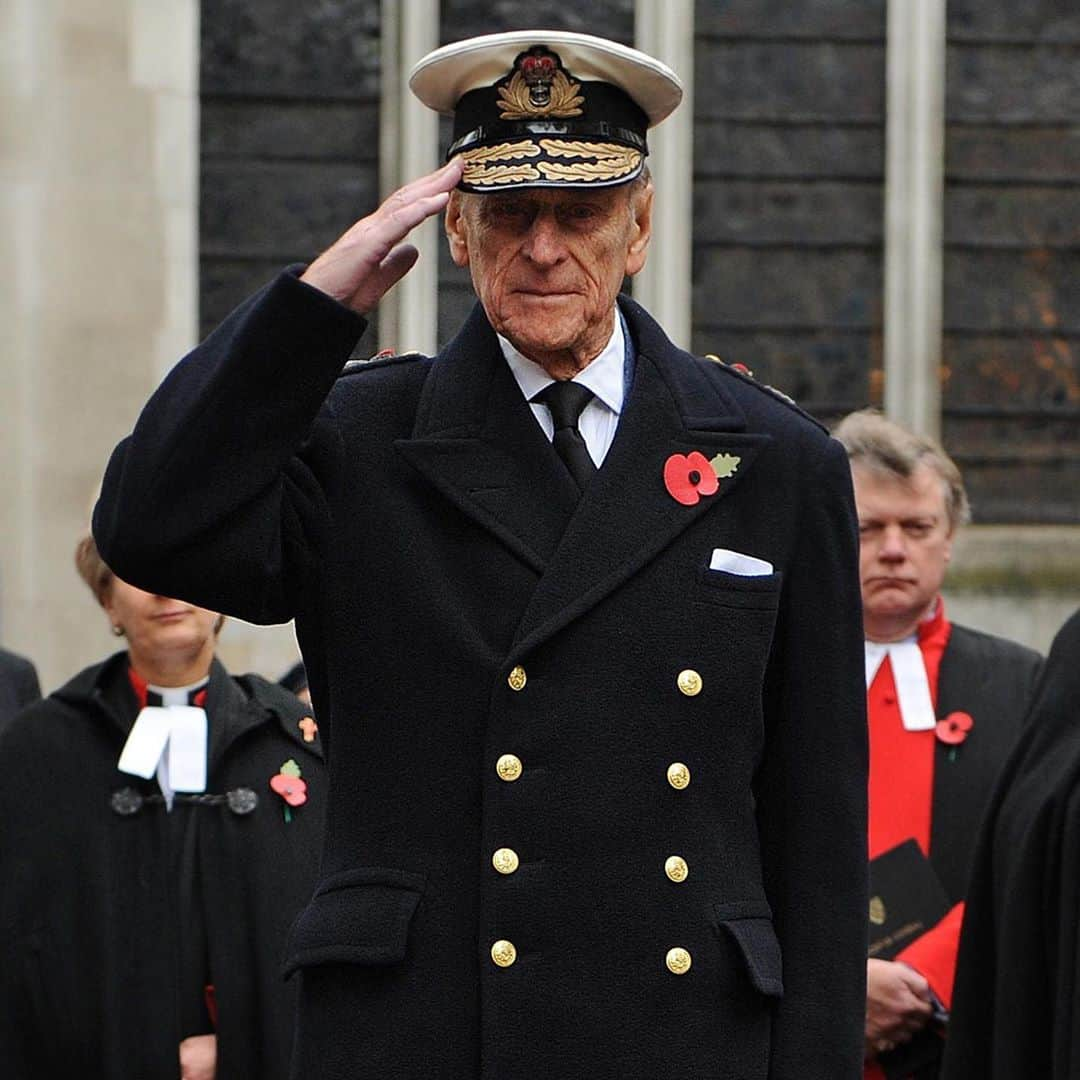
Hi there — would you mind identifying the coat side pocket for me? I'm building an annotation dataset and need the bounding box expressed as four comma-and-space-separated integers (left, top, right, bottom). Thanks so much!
282, 866, 425, 979
712, 905, 784, 999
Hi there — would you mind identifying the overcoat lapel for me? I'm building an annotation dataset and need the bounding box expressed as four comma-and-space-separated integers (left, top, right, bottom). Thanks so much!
395, 304, 579, 574
929, 629, 1004, 900
929, 636, 976, 898
396, 299, 773, 659
510, 299, 773, 657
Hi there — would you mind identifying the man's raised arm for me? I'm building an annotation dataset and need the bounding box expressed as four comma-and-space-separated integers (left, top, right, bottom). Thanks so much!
93, 159, 462, 623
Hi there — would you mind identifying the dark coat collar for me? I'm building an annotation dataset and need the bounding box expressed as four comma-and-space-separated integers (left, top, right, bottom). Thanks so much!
56, 652, 321, 770
396, 296, 773, 656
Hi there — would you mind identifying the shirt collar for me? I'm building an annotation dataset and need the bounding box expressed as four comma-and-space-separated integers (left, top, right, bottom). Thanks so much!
498, 312, 626, 416
917, 596, 948, 645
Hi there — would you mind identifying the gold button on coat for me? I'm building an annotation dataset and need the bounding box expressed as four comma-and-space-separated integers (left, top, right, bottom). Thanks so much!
667, 762, 691, 790
665, 855, 689, 883
677, 669, 703, 697
496, 754, 523, 782
666, 947, 692, 975
491, 940, 517, 967
492, 848, 520, 875
507, 665, 527, 691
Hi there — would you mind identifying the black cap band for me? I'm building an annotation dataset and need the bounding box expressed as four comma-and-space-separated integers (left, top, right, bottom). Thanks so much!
448, 120, 647, 159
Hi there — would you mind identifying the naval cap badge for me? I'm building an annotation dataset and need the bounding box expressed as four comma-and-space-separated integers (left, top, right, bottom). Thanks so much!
498, 45, 585, 119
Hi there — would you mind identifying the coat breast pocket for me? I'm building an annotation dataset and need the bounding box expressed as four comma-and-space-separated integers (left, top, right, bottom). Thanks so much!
689, 568, 783, 691
282, 866, 426, 978
694, 566, 783, 611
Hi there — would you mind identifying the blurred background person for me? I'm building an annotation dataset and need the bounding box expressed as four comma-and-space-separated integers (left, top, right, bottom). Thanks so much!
278, 658, 311, 707
0, 645, 41, 731
0, 532, 324, 1080
943, 608, 1080, 1080
834, 410, 1042, 1079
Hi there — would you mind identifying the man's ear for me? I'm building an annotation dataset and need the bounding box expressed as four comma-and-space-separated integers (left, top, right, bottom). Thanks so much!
445, 191, 470, 268
624, 179, 654, 277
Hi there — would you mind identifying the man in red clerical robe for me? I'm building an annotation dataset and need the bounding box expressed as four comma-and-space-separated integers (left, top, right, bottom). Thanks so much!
834, 410, 1042, 1080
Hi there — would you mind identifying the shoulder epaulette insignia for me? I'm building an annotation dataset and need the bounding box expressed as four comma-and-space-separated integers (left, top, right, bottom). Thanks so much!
763, 383, 796, 406
704, 352, 826, 432
707, 354, 756, 379
339, 349, 423, 377
705, 353, 753, 379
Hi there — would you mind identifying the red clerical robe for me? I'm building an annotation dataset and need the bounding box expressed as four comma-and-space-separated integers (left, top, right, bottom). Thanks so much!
865, 602, 962, 1080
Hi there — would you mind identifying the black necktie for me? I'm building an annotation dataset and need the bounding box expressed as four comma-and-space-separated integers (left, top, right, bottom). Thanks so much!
534, 381, 598, 493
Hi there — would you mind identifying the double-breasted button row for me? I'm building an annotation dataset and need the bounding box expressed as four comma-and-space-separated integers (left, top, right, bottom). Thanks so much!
491, 666, 701, 975
664, 671, 699, 972
492, 668, 529, 967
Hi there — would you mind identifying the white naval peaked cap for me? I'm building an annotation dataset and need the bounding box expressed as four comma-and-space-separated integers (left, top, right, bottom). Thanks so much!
408, 30, 683, 193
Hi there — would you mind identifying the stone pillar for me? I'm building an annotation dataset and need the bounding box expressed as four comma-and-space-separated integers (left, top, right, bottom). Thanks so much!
883, 0, 946, 439
633, 0, 694, 349
378, 0, 440, 356
0, 0, 199, 690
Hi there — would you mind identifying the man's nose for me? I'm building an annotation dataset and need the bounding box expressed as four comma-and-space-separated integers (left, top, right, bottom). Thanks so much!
521, 212, 566, 266
878, 526, 907, 559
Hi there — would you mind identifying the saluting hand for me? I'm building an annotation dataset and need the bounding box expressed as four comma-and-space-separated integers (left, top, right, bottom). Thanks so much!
300, 157, 464, 316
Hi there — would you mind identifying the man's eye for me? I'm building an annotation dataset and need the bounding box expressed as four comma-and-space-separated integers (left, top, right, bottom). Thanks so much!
488, 202, 530, 222
563, 204, 598, 222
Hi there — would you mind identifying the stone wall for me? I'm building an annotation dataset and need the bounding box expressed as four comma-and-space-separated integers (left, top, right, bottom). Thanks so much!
200, 0, 382, 343
941, 0, 1080, 524
690, 0, 887, 418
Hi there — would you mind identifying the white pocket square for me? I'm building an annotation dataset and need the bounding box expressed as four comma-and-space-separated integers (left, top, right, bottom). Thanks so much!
709, 548, 774, 577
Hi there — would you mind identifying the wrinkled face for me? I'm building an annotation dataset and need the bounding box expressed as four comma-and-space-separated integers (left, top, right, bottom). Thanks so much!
853, 462, 954, 636
445, 181, 652, 373
103, 578, 220, 665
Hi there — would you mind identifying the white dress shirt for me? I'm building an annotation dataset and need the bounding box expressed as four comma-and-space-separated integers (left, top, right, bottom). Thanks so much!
498, 313, 626, 468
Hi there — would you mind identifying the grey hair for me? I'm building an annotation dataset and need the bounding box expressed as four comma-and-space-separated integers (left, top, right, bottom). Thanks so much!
832, 408, 971, 530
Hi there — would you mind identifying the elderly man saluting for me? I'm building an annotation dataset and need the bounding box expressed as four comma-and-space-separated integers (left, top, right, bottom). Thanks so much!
95, 31, 867, 1080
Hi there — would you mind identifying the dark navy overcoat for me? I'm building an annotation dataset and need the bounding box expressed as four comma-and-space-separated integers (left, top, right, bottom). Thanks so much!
95, 271, 868, 1079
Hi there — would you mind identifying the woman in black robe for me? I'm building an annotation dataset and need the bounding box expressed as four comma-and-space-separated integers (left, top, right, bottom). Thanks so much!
0, 533, 325, 1079
943, 608, 1080, 1079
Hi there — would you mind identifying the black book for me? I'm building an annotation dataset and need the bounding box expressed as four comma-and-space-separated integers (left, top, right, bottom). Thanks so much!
868, 839, 953, 1080
868, 838, 951, 961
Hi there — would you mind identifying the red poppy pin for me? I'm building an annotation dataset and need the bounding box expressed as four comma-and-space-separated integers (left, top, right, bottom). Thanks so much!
663, 451, 741, 506
936, 711, 974, 761
270, 758, 308, 822
664, 451, 717, 505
